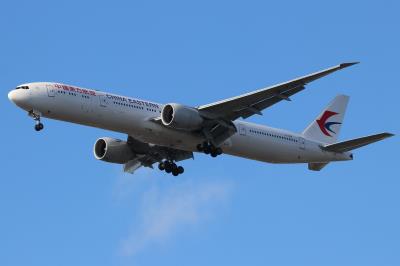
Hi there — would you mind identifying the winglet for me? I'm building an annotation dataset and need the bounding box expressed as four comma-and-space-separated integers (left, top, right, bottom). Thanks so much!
339, 62, 360, 68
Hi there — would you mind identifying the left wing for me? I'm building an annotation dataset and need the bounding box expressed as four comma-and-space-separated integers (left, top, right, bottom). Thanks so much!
198, 62, 358, 121
123, 136, 193, 174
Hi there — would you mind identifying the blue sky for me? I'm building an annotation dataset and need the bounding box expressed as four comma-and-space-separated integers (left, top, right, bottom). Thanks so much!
1, 0, 399, 265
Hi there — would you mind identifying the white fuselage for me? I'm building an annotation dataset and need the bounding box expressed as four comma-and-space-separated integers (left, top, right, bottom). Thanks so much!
8, 82, 352, 164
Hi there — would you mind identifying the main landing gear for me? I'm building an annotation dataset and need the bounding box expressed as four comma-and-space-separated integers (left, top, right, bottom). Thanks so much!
196, 141, 223, 157
158, 160, 184, 176
29, 110, 44, 131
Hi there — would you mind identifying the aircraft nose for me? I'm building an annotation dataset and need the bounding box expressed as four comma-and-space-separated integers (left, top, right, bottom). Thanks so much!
8, 90, 17, 102
8, 89, 30, 109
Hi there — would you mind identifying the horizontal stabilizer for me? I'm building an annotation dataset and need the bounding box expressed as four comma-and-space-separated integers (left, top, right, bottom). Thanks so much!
323, 132, 394, 153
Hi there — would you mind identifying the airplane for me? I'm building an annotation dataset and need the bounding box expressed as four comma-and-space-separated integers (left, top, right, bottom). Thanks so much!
8, 62, 394, 176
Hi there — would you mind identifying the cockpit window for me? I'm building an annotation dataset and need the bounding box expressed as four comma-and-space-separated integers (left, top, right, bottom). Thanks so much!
16, 86, 29, 90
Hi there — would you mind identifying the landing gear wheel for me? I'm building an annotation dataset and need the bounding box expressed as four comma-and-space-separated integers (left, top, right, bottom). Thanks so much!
203, 146, 211, 154
29, 110, 43, 131
164, 162, 172, 173
160, 160, 184, 176
177, 166, 184, 174
34, 123, 44, 131
172, 168, 179, 176
198, 141, 222, 158
172, 164, 183, 176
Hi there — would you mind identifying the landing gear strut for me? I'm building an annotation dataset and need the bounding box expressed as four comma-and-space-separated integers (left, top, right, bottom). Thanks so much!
197, 141, 223, 157
29, 110, 44, 131
158, 160, 184, 176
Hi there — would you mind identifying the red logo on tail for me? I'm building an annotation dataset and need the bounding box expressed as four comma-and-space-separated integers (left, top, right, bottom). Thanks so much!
317, 111, 341, 137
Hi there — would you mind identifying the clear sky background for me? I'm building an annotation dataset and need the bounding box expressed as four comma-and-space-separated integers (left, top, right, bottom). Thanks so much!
1, 0, 399, 265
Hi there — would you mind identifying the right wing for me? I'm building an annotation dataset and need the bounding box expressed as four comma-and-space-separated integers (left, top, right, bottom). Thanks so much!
199, 62, 358, 121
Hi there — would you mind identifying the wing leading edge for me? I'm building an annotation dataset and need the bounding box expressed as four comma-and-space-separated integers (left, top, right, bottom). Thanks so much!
198, 62, 359, 121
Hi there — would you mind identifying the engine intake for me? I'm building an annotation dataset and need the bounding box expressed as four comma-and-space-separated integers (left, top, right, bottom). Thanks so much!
93, 137, 135, 164
161, 103, 204, 130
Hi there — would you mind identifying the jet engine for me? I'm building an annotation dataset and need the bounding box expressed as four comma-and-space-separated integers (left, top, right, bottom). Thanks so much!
161, 103, 204, 130
93, 137, 135, 164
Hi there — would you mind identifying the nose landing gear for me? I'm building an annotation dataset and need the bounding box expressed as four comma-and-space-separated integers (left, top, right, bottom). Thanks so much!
197, 141, 223, 157
158, 160, 184, 176
34, 122, 44, 131
29, 110, 44, 131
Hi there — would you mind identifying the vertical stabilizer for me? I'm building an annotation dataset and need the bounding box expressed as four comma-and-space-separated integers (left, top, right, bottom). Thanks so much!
302, 95, 349, 144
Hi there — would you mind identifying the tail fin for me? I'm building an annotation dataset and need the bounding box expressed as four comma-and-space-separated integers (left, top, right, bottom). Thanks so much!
302, 95, 349, 144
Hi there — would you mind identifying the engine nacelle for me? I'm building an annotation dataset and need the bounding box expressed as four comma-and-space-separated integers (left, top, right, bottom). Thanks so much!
161, 103, 204, 130
93, 137, 135, 164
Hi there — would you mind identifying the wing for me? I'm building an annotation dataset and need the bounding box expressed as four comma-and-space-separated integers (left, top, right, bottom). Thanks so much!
198, 62, 358, 121
123, 136, 193, 174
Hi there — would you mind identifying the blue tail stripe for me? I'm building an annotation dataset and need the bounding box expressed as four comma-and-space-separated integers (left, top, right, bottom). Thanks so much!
325, 122, 342, 134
